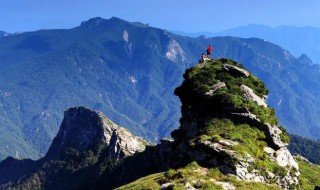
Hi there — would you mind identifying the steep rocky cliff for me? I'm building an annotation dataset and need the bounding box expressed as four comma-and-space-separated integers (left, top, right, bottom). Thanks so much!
169, 58, 299, 189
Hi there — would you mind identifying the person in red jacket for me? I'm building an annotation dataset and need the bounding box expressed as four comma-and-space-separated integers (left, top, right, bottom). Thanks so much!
206, 45, 213, 58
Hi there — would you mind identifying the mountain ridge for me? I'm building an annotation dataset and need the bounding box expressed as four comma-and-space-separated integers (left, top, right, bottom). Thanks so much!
214, 24, 320, 64
0, 31, 6, 39
0, 16, 187, 160
1, 17, 320, 162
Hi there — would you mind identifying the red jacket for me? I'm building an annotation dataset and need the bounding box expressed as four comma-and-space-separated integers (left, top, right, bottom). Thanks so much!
207, 46, 213, 52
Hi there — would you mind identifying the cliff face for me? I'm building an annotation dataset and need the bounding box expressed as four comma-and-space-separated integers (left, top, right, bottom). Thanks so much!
46, 107, 146, 160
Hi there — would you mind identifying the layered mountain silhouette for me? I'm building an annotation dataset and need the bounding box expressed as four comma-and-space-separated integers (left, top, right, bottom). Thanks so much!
214, 24, 320, 64
0, 17, 188, 160
0, 31, 6, 39
1, 17, 320, 161
1, 59, 319, 189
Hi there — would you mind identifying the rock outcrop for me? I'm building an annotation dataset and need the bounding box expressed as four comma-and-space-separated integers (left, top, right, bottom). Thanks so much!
172, 59, 299, 189
46, 107, 146, 160
241, 84, 267, 107
230, 112, 287, 149
222, 63, 250, 78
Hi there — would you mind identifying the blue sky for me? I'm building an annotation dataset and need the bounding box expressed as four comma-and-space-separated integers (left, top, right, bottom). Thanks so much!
1, 0, 320, 33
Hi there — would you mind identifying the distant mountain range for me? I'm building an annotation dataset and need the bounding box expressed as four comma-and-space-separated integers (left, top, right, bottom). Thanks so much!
176, 25, 320, 64
211, 24, 320, 65
0, 31, 7, 39
0, 17, 189, 160
1, 17, 320, 161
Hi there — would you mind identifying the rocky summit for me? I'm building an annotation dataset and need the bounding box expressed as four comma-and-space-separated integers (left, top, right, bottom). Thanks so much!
1, 58, 320, 190
169, 58, 299, 189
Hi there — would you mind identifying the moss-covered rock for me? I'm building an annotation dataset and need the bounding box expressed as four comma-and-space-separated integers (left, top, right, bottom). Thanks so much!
171, 59, 298, 189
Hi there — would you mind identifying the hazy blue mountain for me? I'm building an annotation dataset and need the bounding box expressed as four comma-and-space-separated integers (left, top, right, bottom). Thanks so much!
0, 17, 191, 160
0, 31, 6, 40
171, 30, 214, 38
214, 24, 320, 64
1, 17, 320, 161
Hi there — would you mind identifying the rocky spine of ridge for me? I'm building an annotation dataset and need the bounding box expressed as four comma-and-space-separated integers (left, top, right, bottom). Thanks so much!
170, 58, 299, 189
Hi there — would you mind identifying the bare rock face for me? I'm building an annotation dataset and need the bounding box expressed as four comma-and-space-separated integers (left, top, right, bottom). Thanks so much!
275, 148, 299, 169
222, 64, 250, 78
46, 107, 146, 160
241, 84, 267, 107
101, 114, 146, 160
204, 82, 226, 96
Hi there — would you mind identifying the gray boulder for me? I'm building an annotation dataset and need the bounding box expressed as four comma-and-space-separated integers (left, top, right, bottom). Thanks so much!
222, 64, 250, 78
241, 84, 267, 107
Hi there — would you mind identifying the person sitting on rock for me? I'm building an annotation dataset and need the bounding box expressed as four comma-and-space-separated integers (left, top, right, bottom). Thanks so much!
199, 53, 205, 64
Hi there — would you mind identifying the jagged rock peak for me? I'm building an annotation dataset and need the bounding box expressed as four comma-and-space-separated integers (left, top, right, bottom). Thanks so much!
45, 106, 146, 160
297, 53, 313, 65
